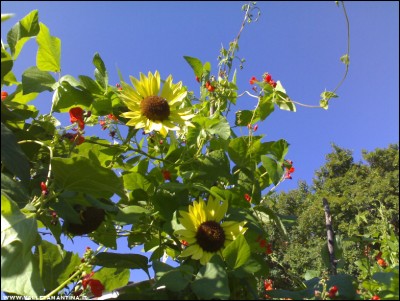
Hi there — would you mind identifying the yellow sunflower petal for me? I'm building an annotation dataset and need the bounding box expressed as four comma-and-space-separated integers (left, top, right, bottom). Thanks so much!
214, 199, 228, 222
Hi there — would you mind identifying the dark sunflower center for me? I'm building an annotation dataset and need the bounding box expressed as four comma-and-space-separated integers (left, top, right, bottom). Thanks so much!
196, 221, 226, 253
140, 96, 170, 121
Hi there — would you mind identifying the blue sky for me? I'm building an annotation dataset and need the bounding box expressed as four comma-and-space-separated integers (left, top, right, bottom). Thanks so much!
2, 1, 399, 284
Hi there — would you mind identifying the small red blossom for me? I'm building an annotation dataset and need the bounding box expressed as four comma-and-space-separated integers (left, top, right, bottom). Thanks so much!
205, 81, 215, 92
269, 80, 277, 88
107, 114, 118, 121
259, 239, 267, 248
264, 74, 272, 83
162, 170, 171, 181
377, 258, 388, 267
1, 91, 8, 101
328, 286, 338, 298
264, 279, 273, 291
116, 83, 122, 91
285, 173, 292, 180
253, 124, 258, 132
82, 272, 104, 297
284, 162, 295, 180
99, 119, 107, 130
181, 240, 189, 247
371, 295, 381, 300
249, 76, 258, 85
69, 107, 85, 130
40, 182, 47, 191
244, 193, 252, 202
195, 76, 200, 83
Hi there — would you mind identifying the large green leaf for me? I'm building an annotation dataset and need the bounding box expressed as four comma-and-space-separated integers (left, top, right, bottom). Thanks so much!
36, 240, 81, 292
183, 56, 203, 78
222, 235, 250, 270
206, 115, 231, 140
191, 256, 230, 300
228, 137, 249, 166
1, 195, 44, 296
7, 10, 40, 60
1, 173, 30, 208
22, 66, 56, 94
51, 156, 124, 198
154, 261, 193, 292
93, 252, 149, 275
261, 156, 283, 185
114, 206, 149, 225
94, 267, 130, 292
36, 22, 61, 72
1, 123, 30, 184
1, 48, 13, 85
52, 79, 93, 112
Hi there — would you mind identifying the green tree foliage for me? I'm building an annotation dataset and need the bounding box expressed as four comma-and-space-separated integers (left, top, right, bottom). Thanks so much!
267, 144, 399, 299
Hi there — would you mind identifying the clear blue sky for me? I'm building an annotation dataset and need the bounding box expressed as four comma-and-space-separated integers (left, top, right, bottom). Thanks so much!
2, 1, 399, 284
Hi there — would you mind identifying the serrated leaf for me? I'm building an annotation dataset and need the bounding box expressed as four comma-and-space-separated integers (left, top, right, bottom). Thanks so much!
36, 22, 61, 72
22, 66, 56, 94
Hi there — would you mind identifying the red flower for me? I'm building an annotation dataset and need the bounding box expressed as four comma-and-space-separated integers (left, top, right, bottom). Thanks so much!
205, 81, 215, 92
253, 124, 259, 132
69, 107, 85, 130
263, 73, 277, 88
162, 170, 171, 181
269, 80, 277, 88
1, 91, 8, 101
107, 114, 118, 121
259, 239, 267, 248
181, 240, 189, 247
82, 272, 104, 297
116, 83, 122, 91
195, 76, 200, 83
377, 258, 388, 267
328, 286, 338, 298
244, 193, 252, 202
371, 296, 381, 300
40, 182, 47, 191
284, 162, 295, 180
99, 119, 107, 130
264, 279, 273, 291
249, 76, 258, 85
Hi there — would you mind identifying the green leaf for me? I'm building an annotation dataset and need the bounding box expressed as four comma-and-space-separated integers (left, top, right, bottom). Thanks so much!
51, 156, 124, 198
1, 195, 44, 296
235, 110, 254, 126
90, 219, 117, 249
228, 137, 249, 166
114, 206, 149, 225
253, 205, 288, 238
222, 235, 250, 270
320, 99, 329, 110
79, 75, 103, 95
36, 240, 81, 291
22, 66, 56, 94
207, 115, 231, 140
93, 252, 149, 275
93, 52, 108, 89
94, 267, 130, 292
263, 139, 289, 162
1, 123, 30, 184
7, 10, 39, 59
183, 56, 203, 78
258, 94, 275, 120
191, 256, 230, 300
36, 22, 61, 72
340, 54, 350, 65
1, 48, 13, 85
52, 80, 93, 112
1, 173, 30, 208
1, 13, 14, 23
154, 261, 194, 292
261, 156, 282, 185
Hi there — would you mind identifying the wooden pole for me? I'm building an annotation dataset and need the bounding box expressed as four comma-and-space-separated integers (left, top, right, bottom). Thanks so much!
322, 198, 337, 275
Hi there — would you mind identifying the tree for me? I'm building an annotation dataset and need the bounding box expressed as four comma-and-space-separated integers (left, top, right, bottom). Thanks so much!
267, 144, 399, 299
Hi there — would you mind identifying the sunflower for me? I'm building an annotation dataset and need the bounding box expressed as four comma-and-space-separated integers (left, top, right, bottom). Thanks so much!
118, 71, 194, 137
175, 198, 247, 265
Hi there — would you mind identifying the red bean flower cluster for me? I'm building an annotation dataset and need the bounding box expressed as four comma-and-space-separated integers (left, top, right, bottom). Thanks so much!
327, 285, 338, 298
263, 72, 277, 88
375, 251, 388, 268
284, 160, 295, 180
82, 272, 104, 297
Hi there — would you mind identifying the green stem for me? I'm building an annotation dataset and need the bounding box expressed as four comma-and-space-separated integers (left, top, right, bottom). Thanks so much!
43, 266, 83, 299
38, 245, 43, 278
